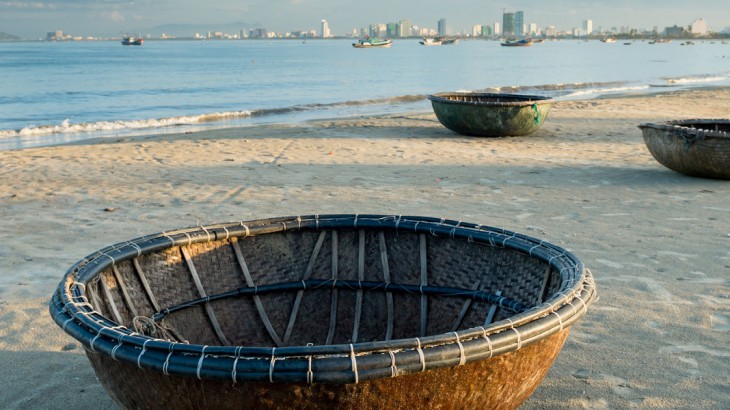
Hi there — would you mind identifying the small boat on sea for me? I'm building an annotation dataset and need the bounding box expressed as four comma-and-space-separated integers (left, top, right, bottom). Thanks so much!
601, 38, 616, 43
500, 38, 533, 47
352, 37, 392, 48
419, 36, 459, 46
420, 37, 442, 46
121, 36, 143, 46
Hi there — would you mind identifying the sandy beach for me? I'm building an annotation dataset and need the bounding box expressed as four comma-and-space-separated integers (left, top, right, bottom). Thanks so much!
1, 88, 729, 409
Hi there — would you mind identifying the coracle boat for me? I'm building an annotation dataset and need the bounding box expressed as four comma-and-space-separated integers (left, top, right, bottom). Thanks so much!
428, 92, 553, 137
638, 119, 730, 179
352, 38, 392, 48
50, 214, 596, 409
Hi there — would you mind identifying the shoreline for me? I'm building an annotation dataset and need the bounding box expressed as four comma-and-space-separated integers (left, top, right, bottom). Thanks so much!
1, 87, 729, 408
3, 84, 730, 152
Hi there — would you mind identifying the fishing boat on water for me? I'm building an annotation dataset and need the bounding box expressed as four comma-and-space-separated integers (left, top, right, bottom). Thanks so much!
121, 36, 143, 46
500, 38, 533, 47
420, 37, 442, 46
352, 37, 392, 48
419, 36, 459, 46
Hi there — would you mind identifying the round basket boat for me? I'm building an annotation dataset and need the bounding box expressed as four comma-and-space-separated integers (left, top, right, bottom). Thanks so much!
428, 92, 553, 137
638, 119, 730, 179
50, 214, 596, 410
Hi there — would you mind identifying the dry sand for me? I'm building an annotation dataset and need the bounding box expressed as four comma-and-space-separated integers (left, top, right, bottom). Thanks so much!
1, 88, 729, 409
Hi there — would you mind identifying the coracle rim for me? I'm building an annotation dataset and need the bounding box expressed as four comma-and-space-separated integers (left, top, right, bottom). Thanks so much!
638, 119, 730, 139
428, 92, 553, 107
50, 214, 596, 384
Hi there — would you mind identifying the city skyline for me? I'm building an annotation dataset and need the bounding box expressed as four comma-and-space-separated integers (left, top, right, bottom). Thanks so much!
1, 0, 730, 39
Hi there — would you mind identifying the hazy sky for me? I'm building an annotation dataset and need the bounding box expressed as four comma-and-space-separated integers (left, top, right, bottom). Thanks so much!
2, 0, 729, 38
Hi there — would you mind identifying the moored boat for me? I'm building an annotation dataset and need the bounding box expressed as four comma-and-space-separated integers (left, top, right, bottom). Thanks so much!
500, 38, 533, 47
121, 36, 143, 46
638, 119, 730, 179
428, 92, 553, 137
420, 36, 459, 46
352, 37, 392, 48
49, 214, 596, 410
419, 37, 443, 46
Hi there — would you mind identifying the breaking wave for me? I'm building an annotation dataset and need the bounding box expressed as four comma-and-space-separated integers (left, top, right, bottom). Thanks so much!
0, 94, 427, 140
664, 73, 730, 85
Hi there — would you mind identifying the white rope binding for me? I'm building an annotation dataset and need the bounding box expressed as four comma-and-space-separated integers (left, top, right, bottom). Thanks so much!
269, 348, 276, 383
454, 332, 466, 366
508, 319, 523, 350
415, 338, 426, 372
389, 350, 398, 378
350, 344, 359, 384
231, 346, 243, 383
163, 351, 173, 376
196, 346, 207, 380
307, 353, 314, 385
481, 327, 494, 359
137, 339, 152, 369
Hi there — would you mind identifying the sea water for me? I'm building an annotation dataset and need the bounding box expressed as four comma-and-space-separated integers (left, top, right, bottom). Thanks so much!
1, 38, 729, 149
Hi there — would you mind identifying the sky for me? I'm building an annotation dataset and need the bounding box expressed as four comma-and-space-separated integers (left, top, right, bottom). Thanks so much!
1, 0, 729, 39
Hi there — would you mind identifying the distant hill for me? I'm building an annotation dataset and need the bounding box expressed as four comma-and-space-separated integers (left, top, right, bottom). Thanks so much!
147, 21, 262, 37
0, 32, 21, 41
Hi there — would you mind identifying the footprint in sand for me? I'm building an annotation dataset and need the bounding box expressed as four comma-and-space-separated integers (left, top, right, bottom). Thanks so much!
657, 345, 730, 378
571, 369, 634, 397
659, 344, 730, 358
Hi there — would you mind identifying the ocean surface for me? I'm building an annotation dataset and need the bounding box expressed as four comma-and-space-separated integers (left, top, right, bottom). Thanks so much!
1, 38, 729, 150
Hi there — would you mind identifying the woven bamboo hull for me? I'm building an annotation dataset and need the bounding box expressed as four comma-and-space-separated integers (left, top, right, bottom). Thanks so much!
428, 93, 552, 137
639, 119, 730, 179
86, 329, 569, 410
50, 215, 595, 410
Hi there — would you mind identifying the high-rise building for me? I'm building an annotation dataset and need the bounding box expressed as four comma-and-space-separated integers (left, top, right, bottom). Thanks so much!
691, 18, 708, 35
503, 13, 515, 36
386, 22, 398, 38
583, 19, 593, 36
493, 22, 501, 35
320, 19, 330, 38
398, 20, 411, 37
438, 18, 447, 36
515, 11, 524, 36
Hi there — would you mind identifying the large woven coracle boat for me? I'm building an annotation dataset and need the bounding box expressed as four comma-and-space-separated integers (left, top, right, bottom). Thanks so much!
428, 92, 553, 137
50, 214, 596, 409
638, 119, 730, 179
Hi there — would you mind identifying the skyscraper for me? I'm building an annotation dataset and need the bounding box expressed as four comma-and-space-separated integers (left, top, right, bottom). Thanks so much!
399, 20, 411, 37
438, 18, 447, 36
583, 19, 593, 36
515, 11, 524, 36
320, 19, 330, 38
502, 13, 515, 36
